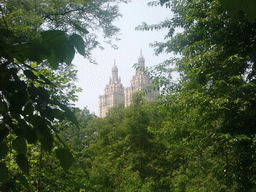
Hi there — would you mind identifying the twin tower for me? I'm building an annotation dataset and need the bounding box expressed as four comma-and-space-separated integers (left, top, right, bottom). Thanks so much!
99, 51, 159, 117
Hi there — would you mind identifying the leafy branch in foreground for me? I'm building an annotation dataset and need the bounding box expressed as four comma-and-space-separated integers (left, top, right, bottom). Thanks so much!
0, 0, 127, 190
139, 0, 256, 190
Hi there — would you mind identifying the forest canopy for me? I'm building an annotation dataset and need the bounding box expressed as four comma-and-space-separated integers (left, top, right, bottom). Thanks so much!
1, 0, 256, 191
0, 0, 127, 190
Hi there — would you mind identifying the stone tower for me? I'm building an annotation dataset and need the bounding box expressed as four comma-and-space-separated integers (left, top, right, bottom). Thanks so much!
124, 50, 159, 107
99, 51, 159, 117
99, 60, 124, 118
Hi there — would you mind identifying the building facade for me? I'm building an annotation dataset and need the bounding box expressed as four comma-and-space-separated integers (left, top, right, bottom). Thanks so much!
99, 52, 159, 117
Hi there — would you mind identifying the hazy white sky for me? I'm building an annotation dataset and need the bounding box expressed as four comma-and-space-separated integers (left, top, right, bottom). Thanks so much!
73, 0, 175, 115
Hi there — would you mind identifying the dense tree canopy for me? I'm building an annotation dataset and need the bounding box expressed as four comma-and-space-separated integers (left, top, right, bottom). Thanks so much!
137, 0, 256, 190
2, 0, 256, 191
0, 0, 127, 189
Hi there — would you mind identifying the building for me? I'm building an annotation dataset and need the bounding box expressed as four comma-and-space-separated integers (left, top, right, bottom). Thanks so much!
99, 60, 124, 118
99, 51, 159, 117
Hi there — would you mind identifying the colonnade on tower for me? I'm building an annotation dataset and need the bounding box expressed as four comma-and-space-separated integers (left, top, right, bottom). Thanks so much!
99, 52, 159, 117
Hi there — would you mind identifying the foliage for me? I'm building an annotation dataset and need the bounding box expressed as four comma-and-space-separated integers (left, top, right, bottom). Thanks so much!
2, 0, 256, 190
0, 0, 127, 189
218, 0, 256, 23
137, 0, 256, 191
158, 0, 256, 23
88, 95, 178, 191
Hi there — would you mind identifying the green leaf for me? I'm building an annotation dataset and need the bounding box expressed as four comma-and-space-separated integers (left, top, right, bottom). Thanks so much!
38, 87, 50, 103
28, 86, 39, 101
41, 30, 75, 68
0, 100, 7, 113
69, 34, 85, 56
160, 0, 170, 6
55, 148, 74, 172
26, 128, 38, 144
31, 115, 53, 152
0, 163, 8, 182
9, 90, 28, 113
13, 41, 50, 64
47, 49, 59, 69
17, 118, 32, 139
40, 130, 54, 152
23, 102, 34, 116
39, 74, 54, 85
73, 23, 89, 34
0, 142, 8, 160
52, 108, 66, 121
64, 42, 76, 65
16, 173, 30, 190
51, 98, 79, 127
24, 70, 38, 80
12, 137, 27, 155
31, 62, 37, 68
16, 154, 29, 175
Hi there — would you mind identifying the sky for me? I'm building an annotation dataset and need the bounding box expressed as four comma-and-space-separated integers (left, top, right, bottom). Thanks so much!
73, 0, 176, 115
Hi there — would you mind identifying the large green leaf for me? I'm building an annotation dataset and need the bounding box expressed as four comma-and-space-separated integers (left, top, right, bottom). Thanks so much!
16, 153, 29, 175
52, 108, 66, 121
31, 115, 53, 152
73, 22, 89, 34
9, 90, 28, 113
40, 130, 54, 152
26, 128, 38, 144
41, 30, 75, 68
13, 41, 51, 64
39, 74, 54, 85
55, 148, 75, 172
23, 102, 34, 116
23, 70, 38, 80
51, 98, 79, 127
38, 87, 50, 104
0, 163, 8, 182
12, 137, 27, 155
69, 34, 85, 56
13, 30, 76, 68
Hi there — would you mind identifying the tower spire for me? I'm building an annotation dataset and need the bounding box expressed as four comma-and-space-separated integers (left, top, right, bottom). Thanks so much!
112, 59, 118, 81
138, 50, 145, 68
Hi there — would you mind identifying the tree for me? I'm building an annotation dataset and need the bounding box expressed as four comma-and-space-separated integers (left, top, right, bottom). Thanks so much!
218, 0, 256, 23
89, 95, 173, 191
137, 0, 256, 190
0, 0, 128, 189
